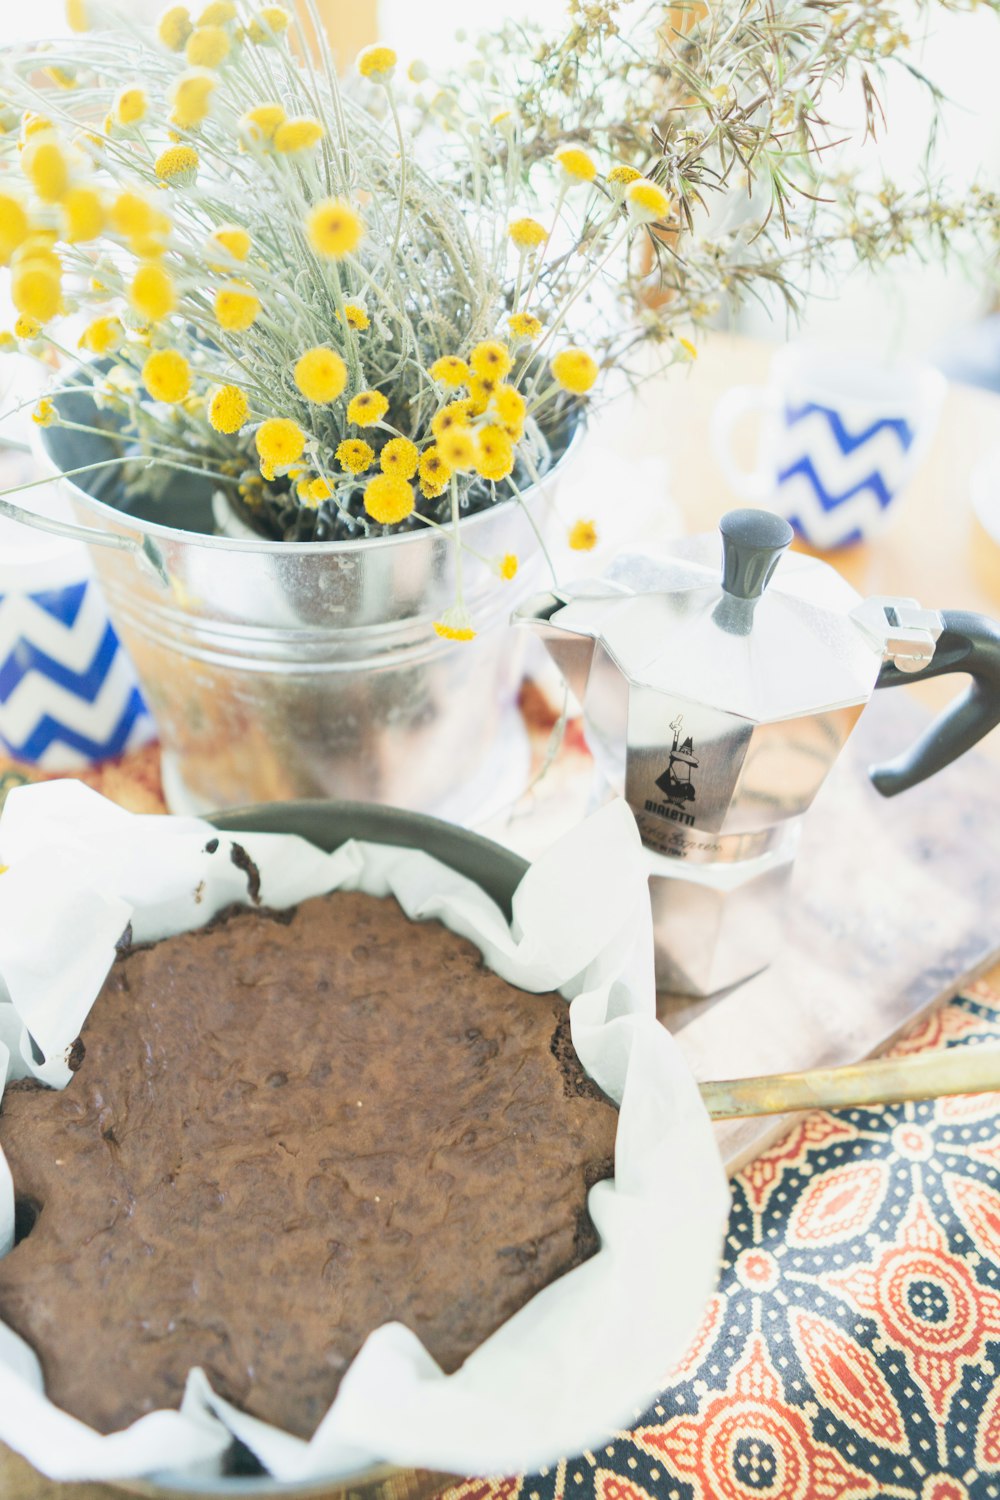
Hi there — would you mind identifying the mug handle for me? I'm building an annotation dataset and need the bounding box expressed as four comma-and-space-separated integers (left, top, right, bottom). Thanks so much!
710, 386, 777, 504
869, 610, 1000, 795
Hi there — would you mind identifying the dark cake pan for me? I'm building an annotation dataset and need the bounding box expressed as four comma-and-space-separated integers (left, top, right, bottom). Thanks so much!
111, 799, 530, 1500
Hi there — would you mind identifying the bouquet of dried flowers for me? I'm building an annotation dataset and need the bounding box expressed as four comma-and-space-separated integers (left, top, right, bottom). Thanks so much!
0, 0, 996, 638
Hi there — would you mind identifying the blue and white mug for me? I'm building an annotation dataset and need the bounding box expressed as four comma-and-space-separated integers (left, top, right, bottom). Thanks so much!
0, 491, 155, 769
712, 344, 946, 549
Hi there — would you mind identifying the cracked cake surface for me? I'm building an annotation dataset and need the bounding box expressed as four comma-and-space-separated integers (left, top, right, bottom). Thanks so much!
0, 889, 618, 1438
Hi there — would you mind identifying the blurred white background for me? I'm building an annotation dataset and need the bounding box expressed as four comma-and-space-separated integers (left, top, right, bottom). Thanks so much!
386, 0, 1000, 363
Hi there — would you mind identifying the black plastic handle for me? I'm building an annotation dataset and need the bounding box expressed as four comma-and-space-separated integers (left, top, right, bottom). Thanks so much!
870, 610, 1000, 796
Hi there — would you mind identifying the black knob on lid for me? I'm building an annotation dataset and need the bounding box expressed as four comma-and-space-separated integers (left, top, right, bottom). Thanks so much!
719, 508, 794, 600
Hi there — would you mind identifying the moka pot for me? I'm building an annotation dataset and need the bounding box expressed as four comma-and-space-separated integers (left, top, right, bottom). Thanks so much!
515, 509, 1000, 995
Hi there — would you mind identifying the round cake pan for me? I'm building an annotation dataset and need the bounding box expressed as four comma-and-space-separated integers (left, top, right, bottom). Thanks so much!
109, 799, 530, 1500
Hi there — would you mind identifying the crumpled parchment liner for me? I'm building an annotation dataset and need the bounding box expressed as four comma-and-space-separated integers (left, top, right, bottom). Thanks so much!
0, 780, 729, 1485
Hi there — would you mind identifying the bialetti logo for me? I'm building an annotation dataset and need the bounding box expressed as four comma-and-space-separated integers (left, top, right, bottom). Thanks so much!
645, 715, 698, 828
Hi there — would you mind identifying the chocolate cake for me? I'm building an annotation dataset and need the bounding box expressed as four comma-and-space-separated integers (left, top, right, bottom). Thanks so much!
0, 890, 617, 1440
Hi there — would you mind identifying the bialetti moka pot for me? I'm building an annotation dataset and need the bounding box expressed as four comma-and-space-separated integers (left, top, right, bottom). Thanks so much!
516, 509, 1000, 996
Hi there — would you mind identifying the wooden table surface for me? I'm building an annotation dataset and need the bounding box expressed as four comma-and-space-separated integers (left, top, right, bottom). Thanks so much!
5, 332, 1000, 1496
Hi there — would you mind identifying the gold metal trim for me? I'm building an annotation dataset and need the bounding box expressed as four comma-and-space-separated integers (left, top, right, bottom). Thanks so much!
699, 1045, 1000, 1119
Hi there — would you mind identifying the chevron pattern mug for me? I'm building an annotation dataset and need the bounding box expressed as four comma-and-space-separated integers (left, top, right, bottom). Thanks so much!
712, 344, 946, 550
0, 501, 155, 769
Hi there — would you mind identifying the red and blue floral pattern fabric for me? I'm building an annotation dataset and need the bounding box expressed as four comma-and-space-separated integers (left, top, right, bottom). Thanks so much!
444, 974, 1000, 1500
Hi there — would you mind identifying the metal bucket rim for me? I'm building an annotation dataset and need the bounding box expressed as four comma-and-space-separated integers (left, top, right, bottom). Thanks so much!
34, 409, 584, 556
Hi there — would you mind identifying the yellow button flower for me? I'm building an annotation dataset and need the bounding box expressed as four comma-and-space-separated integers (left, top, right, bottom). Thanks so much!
207, 224, 250, 263
508, 217, 546, 251
239, 103, 285, 144
430, 400, 471, 439
11, 260, 61, 322
155, 144, 199, 185
42, 65, 77, 89
336, 304, 369, 330
553, 146, 597, 183
20, 113, 53, 145
256, 417, 306, 468
114, 87, 148, 127
306, 198, 363, 259
494, 384, 526, 434
130, 262, 176, 321
208, 383, 249, 433
468, 375, 496, 416
129, 210, 172, 259
78, 315, 121, 355
568, 518, 598, 551
109, 191, 153, 238
214, 281, 261, 331
379, 436, 419, 479
508, 311, 542, 341
470, 340, 512, 380
550, 346, 599, 395
429, 355, 468, 388
197, 1, 236, 22
625, 177, 672, 224
497, 553, 519, 581
15, 314, 40, 339
306, 476, 332, 505
185, 24, 230, 67
418, 444, 451, 498
170, 71, 216, 129
336, 438, 375, 475
62, 186, 104, 242
248, 6, 291, 42
475, 425, 514, 482
437, 427, 478, 472
75, 128, 105, 156
346, 389, 388, 426
66, 0, 89, 31
102, 366, 138, 404
158, 5, 194, 51
357, 45, 397, 83
0, 194, 29, 262
607, 164, 641, 195
273, 116, 324, 153
25, 141, 69, 204
294, 346, 348, 403
433, 605, 476, 642
13, 233, 59, 265
364, 473, 413, 525
143, 349, 192, 403
32, 396, 56, 426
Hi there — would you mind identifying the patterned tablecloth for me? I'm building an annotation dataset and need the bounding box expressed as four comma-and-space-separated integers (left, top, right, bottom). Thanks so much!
2, 733, 1000, 1500
440, 979, 1000, 1500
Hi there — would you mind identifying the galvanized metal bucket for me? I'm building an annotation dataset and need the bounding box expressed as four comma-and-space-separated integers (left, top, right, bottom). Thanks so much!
37, 391, 579, 819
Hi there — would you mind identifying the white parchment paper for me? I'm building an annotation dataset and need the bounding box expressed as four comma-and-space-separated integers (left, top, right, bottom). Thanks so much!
0, 780, 729, 1485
